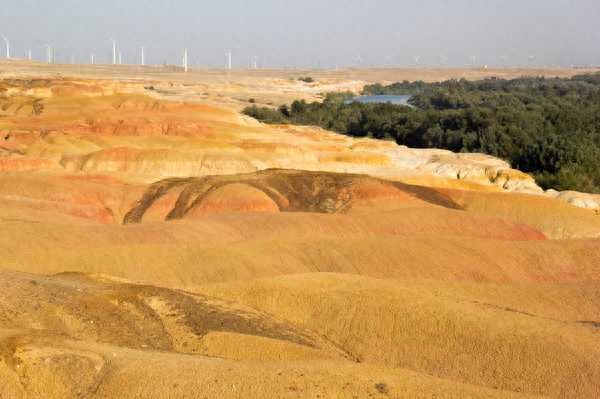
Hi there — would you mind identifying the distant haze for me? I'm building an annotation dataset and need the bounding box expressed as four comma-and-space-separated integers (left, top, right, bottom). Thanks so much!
2, 0, 600, 68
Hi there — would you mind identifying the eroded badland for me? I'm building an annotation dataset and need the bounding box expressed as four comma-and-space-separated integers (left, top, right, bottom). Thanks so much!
1, 61, 600, 398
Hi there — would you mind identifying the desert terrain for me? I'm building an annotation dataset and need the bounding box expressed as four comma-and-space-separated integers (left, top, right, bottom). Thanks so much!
0, 60, 599, 398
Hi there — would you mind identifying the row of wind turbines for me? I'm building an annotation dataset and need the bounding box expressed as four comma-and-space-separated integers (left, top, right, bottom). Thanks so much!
2, 35, 552, 70
1, 35, 243, 72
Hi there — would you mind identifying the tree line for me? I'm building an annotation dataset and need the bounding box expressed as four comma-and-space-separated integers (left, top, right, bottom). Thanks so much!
243, 74, 600, 193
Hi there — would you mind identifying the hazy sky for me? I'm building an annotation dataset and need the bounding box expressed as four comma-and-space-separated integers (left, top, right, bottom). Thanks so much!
2, 0, 599, 68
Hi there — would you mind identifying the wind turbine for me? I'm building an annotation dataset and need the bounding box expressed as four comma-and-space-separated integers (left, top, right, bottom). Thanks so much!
1, 35, 10, 59
118, 51, 123, 65
227, 50, 232, 71
90, 53, 95, 65
27, 50, 32, 61
470, 54, 477, 67
183, 48, 188, 72
253, 55, 258, 69
140, 46, 145, 66
110, 38, 117, 65
498, 54, 508, 66
45, 44, 53, 64
384, 54, 393, 66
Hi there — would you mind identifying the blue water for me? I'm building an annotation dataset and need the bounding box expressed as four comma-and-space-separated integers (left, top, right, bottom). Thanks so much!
346, 95, 412, 106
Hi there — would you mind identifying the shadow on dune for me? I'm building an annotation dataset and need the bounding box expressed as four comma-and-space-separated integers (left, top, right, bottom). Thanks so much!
123, 169, 461, 224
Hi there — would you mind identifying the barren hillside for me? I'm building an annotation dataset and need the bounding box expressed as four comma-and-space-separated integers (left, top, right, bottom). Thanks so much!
0, 65, 599, 398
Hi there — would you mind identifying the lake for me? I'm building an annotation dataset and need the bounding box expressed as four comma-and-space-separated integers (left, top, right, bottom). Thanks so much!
346, 95, 412, 106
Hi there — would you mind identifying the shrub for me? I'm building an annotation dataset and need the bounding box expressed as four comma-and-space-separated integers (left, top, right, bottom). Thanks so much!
298, 76, 315, 83
242, 105, 289, 124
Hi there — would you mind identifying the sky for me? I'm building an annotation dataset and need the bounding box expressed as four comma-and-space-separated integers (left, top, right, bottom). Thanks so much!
2, 0, 599, 68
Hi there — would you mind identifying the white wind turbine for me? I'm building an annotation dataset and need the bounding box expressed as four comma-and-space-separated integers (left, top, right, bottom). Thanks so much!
90, 53, 95, 65
384, 53, 393, 66
470, 54, 477, 67
45, 44, 53, 64
227, 50, 232, 71
110, 38, 117, 65
183, 48, 188, 72
498, 54, 509, 66
1, 35, 10, 59
140, 46, 145, 66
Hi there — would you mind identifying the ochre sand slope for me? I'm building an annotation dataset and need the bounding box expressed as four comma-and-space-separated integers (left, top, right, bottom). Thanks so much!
0, 70, 599, 398
202, 274, 600, 398
1, 169, 599, 398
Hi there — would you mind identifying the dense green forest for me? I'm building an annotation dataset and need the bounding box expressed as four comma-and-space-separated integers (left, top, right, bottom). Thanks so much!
244, 74, 600, 193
